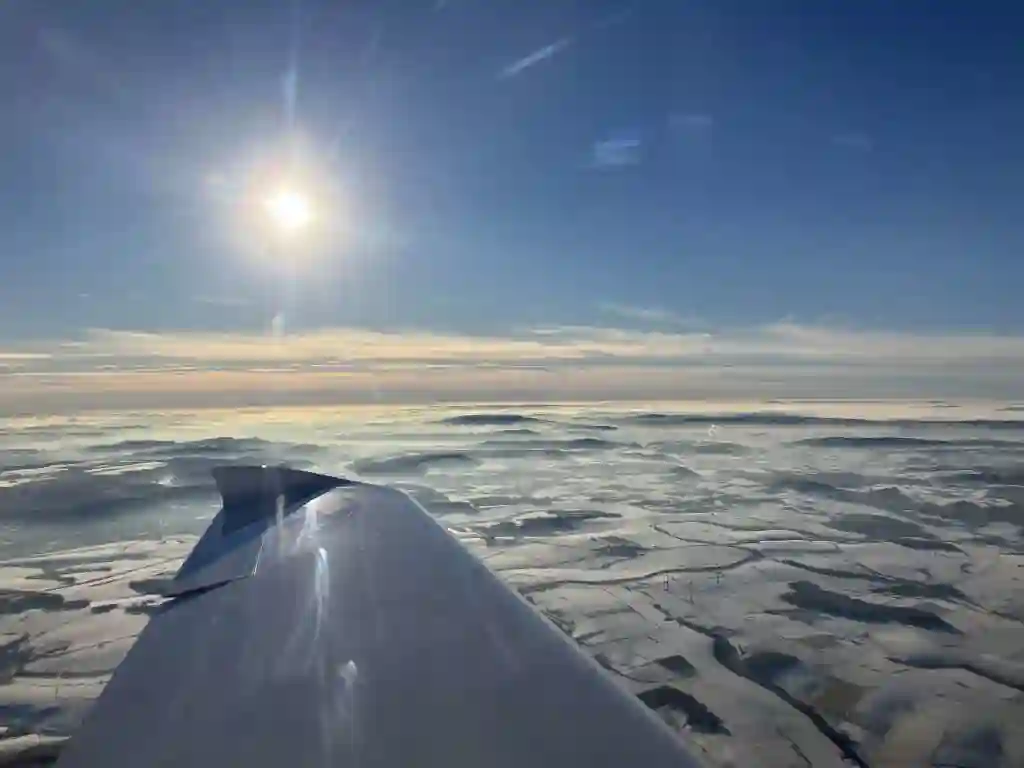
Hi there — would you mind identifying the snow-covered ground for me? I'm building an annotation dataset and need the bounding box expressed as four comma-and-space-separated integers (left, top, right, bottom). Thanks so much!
1, 401, 1023, 766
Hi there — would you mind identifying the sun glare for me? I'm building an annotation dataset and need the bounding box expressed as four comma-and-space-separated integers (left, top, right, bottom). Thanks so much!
264, 188, 313, 233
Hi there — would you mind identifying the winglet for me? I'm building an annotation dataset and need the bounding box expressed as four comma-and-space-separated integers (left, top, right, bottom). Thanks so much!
161, 466, 351, 598
211, 465, 349, 534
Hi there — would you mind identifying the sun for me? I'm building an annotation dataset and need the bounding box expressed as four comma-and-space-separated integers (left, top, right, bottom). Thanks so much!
264, 187, 313, 233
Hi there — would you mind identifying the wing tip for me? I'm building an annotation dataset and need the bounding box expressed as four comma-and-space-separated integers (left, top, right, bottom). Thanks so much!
212, 464, 348, 505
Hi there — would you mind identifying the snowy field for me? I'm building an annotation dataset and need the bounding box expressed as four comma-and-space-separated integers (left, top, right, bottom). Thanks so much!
1, 401, 1023, 766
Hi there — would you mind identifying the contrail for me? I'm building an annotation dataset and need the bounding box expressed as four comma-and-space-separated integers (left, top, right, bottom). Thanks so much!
497, 5, 633, 81
499, 36, 572, 79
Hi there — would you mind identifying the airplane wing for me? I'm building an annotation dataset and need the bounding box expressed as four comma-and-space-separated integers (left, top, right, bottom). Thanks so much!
55, 465, 703, 767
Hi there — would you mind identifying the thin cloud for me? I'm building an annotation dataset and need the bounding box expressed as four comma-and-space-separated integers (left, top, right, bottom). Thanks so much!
193, 295, 253, 308
2, 323, 1023, 413
10, 324, 1024, 369
499, 37, 572, 79
600, 303, 702, 327
592, 138, 643, 168
0, 353, 52, 361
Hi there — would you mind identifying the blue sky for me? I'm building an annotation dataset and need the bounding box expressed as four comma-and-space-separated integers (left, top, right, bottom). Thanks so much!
1, 1, 1022, 410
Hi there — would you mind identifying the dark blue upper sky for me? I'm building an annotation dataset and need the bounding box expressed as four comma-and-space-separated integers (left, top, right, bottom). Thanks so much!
2, 0, 1022, 341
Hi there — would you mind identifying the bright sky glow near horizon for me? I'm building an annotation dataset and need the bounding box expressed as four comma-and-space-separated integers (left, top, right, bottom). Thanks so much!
1, 1, 1022, 413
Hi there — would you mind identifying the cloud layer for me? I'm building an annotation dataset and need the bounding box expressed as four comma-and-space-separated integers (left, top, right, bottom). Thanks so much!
2, 322, 1022, 413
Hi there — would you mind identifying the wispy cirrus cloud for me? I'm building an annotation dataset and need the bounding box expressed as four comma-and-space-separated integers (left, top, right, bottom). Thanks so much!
1, 323, 1023, 413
